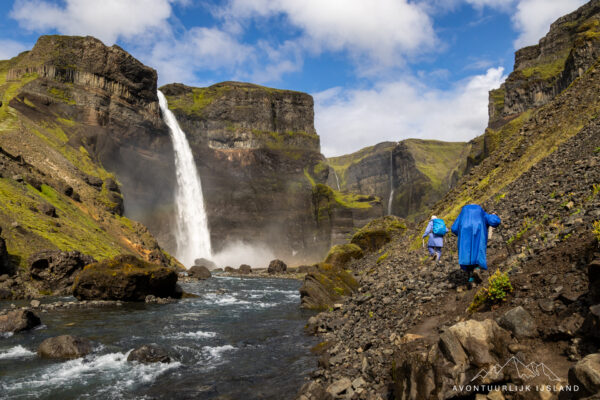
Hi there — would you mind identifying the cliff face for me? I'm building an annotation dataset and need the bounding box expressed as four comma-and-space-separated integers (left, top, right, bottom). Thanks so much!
328, 139, 470, 219
470, 0, 600, 166
0, 36, 181, 287
160, 82, 381, 262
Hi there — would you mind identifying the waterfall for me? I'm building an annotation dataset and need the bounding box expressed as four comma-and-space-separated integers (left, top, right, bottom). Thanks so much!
333, 169, 341, 191
387, 151, 394, 216
157, 91, 212, 267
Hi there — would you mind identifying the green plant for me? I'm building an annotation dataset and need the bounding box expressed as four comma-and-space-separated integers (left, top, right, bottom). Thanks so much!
507, 217, 533, 245
594, 146, 600, 153
593, 220, 600, 242
468, 269, 513, 312
376, 252, 389, 264
593, 183, 600, 197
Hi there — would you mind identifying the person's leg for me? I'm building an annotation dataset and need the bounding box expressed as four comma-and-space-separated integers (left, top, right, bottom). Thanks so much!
435, 247, 442, 262
428, 246, 436, 260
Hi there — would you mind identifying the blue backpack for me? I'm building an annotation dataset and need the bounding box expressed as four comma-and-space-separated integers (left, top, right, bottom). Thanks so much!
432, 218, 447, 236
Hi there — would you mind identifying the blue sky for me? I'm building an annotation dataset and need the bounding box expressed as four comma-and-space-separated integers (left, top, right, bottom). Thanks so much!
0, 0, 587, 156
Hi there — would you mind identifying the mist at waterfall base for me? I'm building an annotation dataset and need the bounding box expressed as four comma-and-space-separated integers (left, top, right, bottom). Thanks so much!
0, 278, 317, 399
211, 241, 277, 269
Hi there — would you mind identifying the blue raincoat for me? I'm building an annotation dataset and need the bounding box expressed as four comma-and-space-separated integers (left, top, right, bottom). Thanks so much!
451, 204, 501, 270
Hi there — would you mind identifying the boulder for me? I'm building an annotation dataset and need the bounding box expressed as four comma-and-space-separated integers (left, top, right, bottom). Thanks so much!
0, 287, 12, 299
38, 335, 92, 359
350, 216, 406, 252
267, 259, 287, 274
39, 203, 57, 217
194, 258, 216, 269
299, 263, 358, 310
29, 250, 96, 295
127, 345, 171, 364
569, 353, 600, 398
498, 306, 538, 338
393, 319, 512, 399
238, 264, 252, 274
324, 244, 363, 268
224, 266, 235, 273
0, 309, 41, 333
188, 265, 211, 280
72, 255, 178, 301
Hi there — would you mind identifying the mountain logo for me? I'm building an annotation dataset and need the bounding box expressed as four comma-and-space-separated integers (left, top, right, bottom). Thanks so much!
471, 357, 561, 382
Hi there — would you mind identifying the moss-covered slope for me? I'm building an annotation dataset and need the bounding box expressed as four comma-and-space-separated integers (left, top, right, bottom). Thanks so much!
0, 36, 181, 293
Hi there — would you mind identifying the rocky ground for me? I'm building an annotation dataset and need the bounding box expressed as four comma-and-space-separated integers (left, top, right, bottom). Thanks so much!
297, 107, 600, 399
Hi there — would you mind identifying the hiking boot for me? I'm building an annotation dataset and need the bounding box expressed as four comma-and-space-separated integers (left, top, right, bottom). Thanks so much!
472, 269, 482, 284
435, 253, 441, 263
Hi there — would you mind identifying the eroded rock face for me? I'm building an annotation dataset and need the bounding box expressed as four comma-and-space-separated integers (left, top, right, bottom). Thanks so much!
0, 309, 41, 333
28, 250, 96, 295
127, 344, 171, 364
328, 140, 470, 219
38, 335, 92, 359
393, 319, 512, 399
72, 255, 178, 301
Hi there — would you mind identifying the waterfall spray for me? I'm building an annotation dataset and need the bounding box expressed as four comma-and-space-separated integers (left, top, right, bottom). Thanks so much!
158, 91, 212, 267
387, 150, 394, 216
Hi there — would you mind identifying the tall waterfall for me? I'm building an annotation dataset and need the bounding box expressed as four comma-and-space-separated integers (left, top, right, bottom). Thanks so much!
387, 151, 394, 216
158, 91, 212, 267
333, 169, 341, 191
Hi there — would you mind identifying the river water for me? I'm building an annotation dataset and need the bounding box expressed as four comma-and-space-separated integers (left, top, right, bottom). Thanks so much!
0, 276, 317, 399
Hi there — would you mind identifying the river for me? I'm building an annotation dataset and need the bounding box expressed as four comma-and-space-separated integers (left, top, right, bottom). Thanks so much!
0, 276, 317, 399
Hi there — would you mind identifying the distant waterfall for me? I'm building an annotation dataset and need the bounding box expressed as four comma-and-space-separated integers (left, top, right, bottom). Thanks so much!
333, 169, 341, 191
387, 151, 394, 216
158, 91, 212, 267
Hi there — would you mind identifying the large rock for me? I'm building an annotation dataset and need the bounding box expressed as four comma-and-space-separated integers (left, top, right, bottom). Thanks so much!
188, 265, 211, 280
0, 309, 41, 333
194, 258, 216, 269
497, 306, 538, 338
350, 216, 406, 252
267, 259, 287, 274
72, 255, 178, 301
38, 335, 92, 359
324, 244, 363, 268
28, 250, 96, 295
581, 304, 600, 341
393, 319, 512, 399
569, 353, 600, 398
238, 264, 252, 274
127, 345, 171, 364
299, 263, 358, 310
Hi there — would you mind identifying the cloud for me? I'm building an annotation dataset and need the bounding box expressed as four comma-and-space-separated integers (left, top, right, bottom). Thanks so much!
511, 0, 587, 48
220, 0, 437, 71
315, 67, 506, 157
10, 0, 173, 44
0, 40, 29, 60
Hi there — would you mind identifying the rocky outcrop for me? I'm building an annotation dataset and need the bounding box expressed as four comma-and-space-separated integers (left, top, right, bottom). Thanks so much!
300, 263, 359, 310
238, 264, 252, 274
28, 250, 96, 295
38, 335, 93, 359
188, 265, 211, 280
0, 35, 181, 298
328, 140, 470, 220
267, 259, 287, 274
72, 255, 178, 301
127, 344, 171, 364
0, 309, 41, 333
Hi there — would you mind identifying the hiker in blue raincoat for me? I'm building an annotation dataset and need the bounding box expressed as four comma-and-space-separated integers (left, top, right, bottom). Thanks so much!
422, 215, 445, 263
451, 204, 501, 282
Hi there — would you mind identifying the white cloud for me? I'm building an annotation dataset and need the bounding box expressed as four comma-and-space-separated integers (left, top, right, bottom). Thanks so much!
10, 0, 173, 44
465, 0, 515, 11
315, 67, 506, 157
0, 40, 29, 60
221, 0, 437, 70
511, 0, 587, 48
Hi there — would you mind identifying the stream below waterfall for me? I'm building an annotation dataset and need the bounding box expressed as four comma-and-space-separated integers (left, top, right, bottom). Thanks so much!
0, 276, 317, 399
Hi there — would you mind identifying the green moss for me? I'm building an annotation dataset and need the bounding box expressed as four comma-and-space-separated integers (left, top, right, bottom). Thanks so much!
489, 87, 505, 117
519, 52, 569, 80
376, 252, 389, 264
324, 243, 363, 267
305, 263, 359, 310
351, 216, 406, 252
0, 72, 38, 131
47, 87, 76, 104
